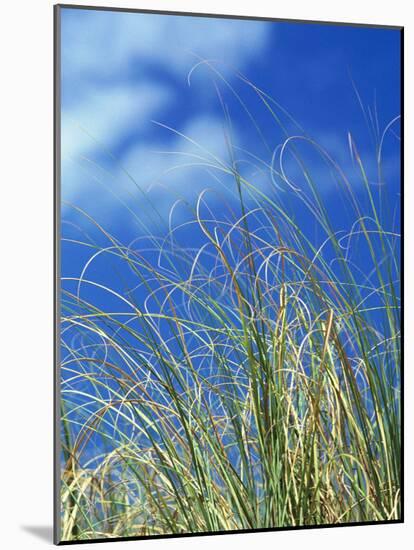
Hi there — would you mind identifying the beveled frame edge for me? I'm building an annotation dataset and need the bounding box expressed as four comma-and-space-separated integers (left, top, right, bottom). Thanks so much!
54, 4, 62, 546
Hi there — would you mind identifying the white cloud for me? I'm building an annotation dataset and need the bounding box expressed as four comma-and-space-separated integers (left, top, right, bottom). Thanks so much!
61, 82, 174, 207
80, 113, 278, 232
61, 9, 271, 84
120, 115, 230, 187
64, 115, 236, 222
62, 83, 172, 162
60, 8, 273, 213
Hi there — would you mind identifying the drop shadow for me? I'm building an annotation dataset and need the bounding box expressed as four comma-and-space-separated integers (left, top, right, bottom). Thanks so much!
21, 525, 53, 543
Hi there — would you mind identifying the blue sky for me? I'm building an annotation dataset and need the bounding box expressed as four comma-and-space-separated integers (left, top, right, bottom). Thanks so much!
60, 8, 401, 233
60, 8, 401, 314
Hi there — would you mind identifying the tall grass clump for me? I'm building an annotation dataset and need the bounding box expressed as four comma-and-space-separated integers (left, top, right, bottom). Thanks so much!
59, 76, 401, 541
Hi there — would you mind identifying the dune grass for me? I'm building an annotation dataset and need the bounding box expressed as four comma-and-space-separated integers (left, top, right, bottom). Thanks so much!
59, 81, 401, 541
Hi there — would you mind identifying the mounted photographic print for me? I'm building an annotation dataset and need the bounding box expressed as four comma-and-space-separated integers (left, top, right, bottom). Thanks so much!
54, 4, 403, 544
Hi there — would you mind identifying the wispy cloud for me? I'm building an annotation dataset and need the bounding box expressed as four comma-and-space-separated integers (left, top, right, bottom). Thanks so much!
61, 9, 270, 85
60, 8, 273, 216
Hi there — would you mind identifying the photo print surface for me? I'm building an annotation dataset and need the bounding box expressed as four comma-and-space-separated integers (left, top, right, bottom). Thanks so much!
55, 5, 403, 544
